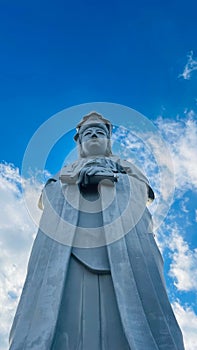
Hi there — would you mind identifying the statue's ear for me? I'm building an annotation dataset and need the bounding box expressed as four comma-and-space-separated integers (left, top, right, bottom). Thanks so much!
105, 139, 112, 156
79, 146, 86, 158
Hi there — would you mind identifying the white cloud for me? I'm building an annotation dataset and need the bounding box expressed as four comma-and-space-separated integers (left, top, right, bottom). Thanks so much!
172, 301, 197, 350
0, 163, 44, 350
180, 197, 189, 213
155, 113, 197, 193
156, 218, 197, 349
179, 51, 197, 80
113, 112, 197, 230
167, 226, 197, 292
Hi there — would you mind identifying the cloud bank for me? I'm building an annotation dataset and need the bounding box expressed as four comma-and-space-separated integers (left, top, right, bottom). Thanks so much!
0, 163, 43, 350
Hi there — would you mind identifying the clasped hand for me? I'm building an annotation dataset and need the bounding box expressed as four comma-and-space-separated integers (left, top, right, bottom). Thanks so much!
77, 165, 116, 187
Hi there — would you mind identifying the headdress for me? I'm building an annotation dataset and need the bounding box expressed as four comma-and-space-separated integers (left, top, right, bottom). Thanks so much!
74, 111, 112, 142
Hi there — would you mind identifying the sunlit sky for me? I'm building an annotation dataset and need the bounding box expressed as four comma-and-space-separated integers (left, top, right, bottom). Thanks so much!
0, 1, 197, 349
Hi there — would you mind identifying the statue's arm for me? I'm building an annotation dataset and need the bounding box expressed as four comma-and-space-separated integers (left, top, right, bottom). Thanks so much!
38, 177, 57, 210
119, 158, 155, 203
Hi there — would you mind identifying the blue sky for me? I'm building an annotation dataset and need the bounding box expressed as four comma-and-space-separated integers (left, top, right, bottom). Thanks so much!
0, 1, 197, 349
1, 0, 197, 166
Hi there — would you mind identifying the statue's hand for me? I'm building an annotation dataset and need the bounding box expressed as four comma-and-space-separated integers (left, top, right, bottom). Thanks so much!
77, 165, 115, 186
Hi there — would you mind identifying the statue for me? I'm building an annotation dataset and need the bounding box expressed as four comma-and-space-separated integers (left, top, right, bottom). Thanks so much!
9, 112, 185, 349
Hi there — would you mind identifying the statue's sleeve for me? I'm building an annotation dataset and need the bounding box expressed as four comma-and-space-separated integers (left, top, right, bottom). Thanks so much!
38, 177, 58, 210
37, 160, 86, 210
119, 158, 155, 203
59, 159, 92, 184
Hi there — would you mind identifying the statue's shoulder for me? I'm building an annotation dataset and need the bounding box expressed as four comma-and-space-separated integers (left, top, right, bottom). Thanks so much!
110, 155, 154, 202
110, 155, 147, 180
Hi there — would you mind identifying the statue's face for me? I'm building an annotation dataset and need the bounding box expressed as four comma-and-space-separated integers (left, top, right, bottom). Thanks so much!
80, 125, 108, 157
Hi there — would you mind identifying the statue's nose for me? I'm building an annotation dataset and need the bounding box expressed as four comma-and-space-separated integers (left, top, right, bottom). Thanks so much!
91, 132, 98, 138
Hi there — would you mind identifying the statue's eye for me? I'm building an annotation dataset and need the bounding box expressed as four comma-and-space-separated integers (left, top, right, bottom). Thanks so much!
83, 131, 92, 136
97, 130, 105, 135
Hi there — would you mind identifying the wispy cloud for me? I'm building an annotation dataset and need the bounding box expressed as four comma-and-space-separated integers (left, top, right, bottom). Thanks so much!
172, 301, 197, 350
0, 163, 44, 350
167, 226, 197, 292
151, 113, 197, 294
179, 51, 197, 80
155, 112, 197, 193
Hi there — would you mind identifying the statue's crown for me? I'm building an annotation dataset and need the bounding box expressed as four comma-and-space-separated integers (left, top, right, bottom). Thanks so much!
74, 111, 112, 141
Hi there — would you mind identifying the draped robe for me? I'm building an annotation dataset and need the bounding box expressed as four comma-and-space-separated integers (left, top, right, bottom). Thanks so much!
9, 156, 185, 350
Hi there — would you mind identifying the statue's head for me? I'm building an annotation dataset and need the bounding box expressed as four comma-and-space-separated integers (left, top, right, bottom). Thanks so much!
74, 112, 113, 158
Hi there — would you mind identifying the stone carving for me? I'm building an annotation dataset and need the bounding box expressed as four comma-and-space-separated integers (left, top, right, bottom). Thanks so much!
9, 112, 185, 349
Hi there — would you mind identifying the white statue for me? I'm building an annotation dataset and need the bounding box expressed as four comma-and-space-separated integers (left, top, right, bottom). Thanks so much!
9, 112, 185, 350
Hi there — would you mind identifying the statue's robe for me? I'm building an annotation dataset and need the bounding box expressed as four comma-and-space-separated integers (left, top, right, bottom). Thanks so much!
9, 156, 185, 350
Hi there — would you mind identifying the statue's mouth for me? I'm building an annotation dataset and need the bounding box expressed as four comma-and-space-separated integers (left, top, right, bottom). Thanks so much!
90, 138, 100, 142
